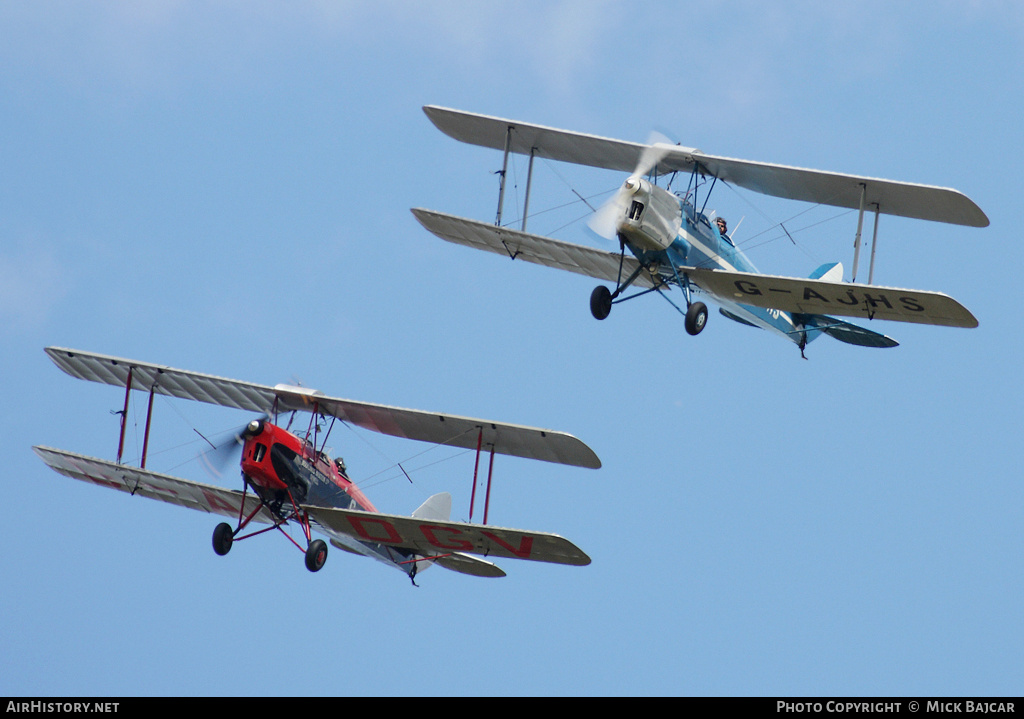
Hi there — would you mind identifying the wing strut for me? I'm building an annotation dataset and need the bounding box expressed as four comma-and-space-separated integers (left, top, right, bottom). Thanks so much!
467, 427, 498, 525
868, 204, 881, 284
522, 146, 536, 232
852, 184, 866, 282
116, 367, 133, 464
495, 125, 512, 226
851, 185, 883, 284
484, 448, 496, 525
141, 383, 156, 469
469, 427, 482, 521
492, 124, 539, 232
113, 363, 160, 469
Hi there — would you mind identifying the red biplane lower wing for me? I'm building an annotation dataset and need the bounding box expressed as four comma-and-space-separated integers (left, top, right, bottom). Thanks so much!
33, 446, 275, 523
306, 505, 590, 567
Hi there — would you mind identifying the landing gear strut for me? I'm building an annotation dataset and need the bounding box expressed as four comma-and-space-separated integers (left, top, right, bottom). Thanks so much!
211, 479, 329, 573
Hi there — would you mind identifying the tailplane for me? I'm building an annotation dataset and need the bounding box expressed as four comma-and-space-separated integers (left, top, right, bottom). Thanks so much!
809, 316, 899, 348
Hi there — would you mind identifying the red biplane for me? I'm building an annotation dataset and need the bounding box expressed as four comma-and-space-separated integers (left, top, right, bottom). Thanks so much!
34, 348, 599, 582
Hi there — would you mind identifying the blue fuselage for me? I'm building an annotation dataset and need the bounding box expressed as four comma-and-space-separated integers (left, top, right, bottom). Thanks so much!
637, 198, 817, 347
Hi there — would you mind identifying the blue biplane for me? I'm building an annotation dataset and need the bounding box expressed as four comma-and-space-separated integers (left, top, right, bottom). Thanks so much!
413, 107, 988, 355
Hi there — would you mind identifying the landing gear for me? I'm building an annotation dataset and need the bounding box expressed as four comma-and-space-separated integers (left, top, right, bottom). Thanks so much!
212, 522, 234, 556
685, 301, 708, 336
305, 539, 328, 572
590, 285, 612, 320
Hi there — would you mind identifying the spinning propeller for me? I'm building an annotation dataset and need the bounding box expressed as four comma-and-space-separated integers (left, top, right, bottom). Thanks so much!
587, 132, 674, 240
199, 416, 267, 478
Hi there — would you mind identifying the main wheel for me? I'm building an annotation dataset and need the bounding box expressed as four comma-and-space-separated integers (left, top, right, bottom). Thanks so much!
685, 301, 708, 336
212, 522, 234, 556
305, 539, 328, 572
590, 285, 612, 320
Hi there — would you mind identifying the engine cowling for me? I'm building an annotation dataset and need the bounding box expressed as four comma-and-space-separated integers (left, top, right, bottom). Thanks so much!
616, 178, 682, 252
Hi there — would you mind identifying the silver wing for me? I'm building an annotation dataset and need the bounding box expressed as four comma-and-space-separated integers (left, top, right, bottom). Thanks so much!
683, 267, 978, 328
306, 505, 590, 567
34, 447, 585, 572
412, 208, 656, 288
44, 347, 600, 469
424, 105, 988, 228
34, 446, 276, 522
414, 211, 977, 329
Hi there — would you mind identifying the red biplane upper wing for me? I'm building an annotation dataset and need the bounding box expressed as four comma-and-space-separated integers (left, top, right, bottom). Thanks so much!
33, 446, 276, 522
424, 105, 988, 227
307, 505, 590, 567
44, 348, 600, 469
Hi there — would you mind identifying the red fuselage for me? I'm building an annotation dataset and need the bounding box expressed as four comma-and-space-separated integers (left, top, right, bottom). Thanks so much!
238, 420, 377, 516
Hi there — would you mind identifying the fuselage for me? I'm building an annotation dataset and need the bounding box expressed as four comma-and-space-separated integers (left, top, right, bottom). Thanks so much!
621, 184, 819, 347
240, 420, 422, 575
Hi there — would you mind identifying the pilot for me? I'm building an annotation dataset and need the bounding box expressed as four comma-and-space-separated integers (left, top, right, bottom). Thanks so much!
715, 216, 729, 239
334, 456, 348, 479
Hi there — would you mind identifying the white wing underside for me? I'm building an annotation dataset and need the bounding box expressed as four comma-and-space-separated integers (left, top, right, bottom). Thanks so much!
414, 210, 977, 328
33, 447, 586, 570
33, 446, 277, 523
423, 105, 988, 228
306, 505, 590, 567
413, 208, 657, 289
44, 347, 600, 469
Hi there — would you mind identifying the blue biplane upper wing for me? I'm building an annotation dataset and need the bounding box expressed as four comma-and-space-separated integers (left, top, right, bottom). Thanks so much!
412, 208, 657, 288
424, 105, 988, 227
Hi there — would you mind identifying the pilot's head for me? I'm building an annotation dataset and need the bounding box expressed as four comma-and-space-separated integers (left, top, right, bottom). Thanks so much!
715, 217, 728, 234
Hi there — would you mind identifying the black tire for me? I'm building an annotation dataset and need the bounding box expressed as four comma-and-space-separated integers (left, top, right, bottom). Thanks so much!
590, 285, 612, 320
685, 301, 708, 336
305, 539, 328, 572
212, 522, 234, 556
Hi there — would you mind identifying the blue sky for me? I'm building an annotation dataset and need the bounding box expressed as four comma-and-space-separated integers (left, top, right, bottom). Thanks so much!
2, 1, 1021, 697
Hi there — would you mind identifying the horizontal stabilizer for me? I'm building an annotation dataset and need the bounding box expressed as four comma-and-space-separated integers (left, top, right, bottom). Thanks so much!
810, 318, 899, 348
44, 347, 600, 469
434, 553, 506, 578
424, 105, 987, 227
719, 308, 760, 328
683, 267, 978, 328
306, 505, 590, 567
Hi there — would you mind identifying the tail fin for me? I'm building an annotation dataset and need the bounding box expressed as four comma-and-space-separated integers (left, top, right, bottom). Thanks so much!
412, 492, 452, 521
809, 262, 844, 282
